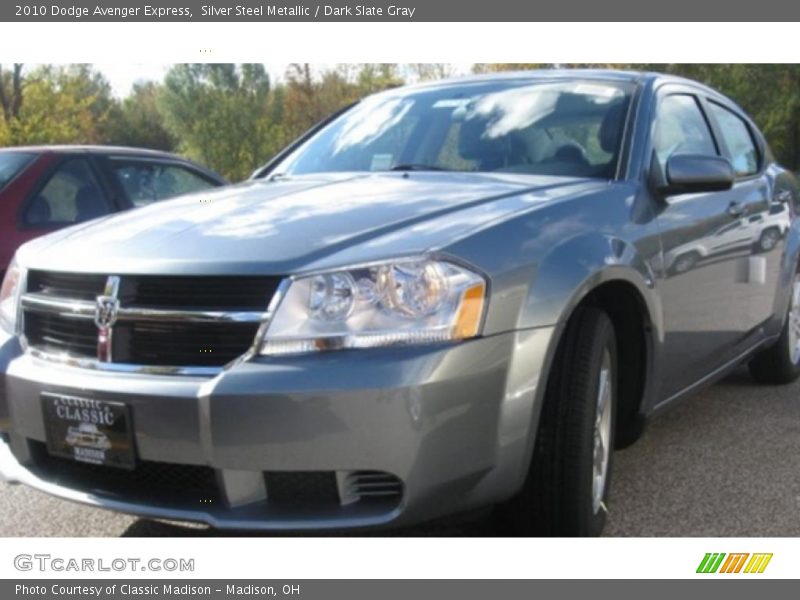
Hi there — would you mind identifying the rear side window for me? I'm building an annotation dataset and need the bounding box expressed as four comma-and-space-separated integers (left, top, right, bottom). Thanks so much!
0, 152, 35, 191
707, 102, 760, 177
111, 160, 217, 207
23, 158, 111, 226
653, 95, 717, 169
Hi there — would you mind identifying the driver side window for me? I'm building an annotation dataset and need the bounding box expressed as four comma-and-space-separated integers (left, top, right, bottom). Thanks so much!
654, 94, 717, 169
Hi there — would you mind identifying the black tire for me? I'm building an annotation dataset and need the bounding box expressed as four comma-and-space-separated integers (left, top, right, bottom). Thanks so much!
757, 228, 781, 253
749, 276, 800, 384
498, 306, 617, 536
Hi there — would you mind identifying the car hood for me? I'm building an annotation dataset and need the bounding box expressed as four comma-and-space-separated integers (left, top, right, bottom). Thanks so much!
18, 172, 606, 275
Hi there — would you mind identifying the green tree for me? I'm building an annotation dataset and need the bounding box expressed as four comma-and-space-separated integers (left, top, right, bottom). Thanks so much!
282, 63, 360, 137
159, 63, 282, 181
280, 63, 405, 146
107, 81, 176, 151
0, 64, 117, 146
0, 64, 24, 135
0, 64, 23, 145
354, 63, 404, 94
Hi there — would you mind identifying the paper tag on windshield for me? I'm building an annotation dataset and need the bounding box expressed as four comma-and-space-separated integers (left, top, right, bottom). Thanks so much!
433, 99, 470, 109
573, 84, 620, 98
370, 154, 394, 171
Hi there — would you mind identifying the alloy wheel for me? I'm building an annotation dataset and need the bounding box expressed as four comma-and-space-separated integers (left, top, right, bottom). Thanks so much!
592, 349, 613, 515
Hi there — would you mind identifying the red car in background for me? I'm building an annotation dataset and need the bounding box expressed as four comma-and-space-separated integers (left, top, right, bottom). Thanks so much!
0, 146, 226, 277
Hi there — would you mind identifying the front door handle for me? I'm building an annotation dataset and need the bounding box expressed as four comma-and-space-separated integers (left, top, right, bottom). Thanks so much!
728, 201, 745, 218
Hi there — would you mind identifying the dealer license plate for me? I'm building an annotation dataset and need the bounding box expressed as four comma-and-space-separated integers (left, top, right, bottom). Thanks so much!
41, 392, 135, 469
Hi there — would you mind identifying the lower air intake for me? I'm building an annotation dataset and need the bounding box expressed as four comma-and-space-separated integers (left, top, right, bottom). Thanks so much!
340, 470, 404, 505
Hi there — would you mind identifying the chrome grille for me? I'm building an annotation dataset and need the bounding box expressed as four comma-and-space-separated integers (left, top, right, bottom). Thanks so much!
121, 321, 263, 367
27, 270, 107, 301
25, 311, 97, 358
121, 275, 281, 310
22, 271, 282, 372
27, 271, 281, 311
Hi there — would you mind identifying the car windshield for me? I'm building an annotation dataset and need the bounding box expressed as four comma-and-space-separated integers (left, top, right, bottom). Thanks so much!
276, 79, 633, 179
0, 152, 36, 191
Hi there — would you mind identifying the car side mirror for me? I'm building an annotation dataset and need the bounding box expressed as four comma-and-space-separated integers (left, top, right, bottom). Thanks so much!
652, 153, 735, 197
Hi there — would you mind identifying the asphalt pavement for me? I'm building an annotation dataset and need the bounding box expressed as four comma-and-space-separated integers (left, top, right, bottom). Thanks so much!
1, 366, 798, 537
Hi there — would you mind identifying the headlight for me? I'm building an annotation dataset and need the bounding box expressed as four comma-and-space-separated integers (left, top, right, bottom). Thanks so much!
0, 258, 24, 335
261, 258, 487, 355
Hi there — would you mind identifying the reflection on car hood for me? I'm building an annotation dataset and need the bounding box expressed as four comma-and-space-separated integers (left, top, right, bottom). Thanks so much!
18, 172, 605, 275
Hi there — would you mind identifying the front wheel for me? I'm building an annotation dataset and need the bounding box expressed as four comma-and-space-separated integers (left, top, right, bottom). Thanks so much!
749, 272, 800, 384
498, 306, 617, 536
757, 228, 781, 252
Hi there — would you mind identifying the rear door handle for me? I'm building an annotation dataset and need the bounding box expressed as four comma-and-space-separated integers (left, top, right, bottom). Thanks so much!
728, 201, 745, 218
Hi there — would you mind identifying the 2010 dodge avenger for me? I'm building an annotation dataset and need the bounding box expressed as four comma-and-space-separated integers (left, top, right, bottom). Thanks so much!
1, 70, 798, 536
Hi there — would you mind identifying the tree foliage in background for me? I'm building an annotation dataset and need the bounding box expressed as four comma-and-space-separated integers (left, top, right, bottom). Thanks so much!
158, 64, 279, 182
2, 63, 800, 181
281, 63, 403, 137
472, 63, 549, 73
0, 64, 116, 146
407, 63, 455, 81
107, 81, 176, 152
0, 64, 24, 124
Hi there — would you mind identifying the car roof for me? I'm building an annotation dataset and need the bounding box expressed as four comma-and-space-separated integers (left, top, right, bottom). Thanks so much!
0, 144, 189, 159
384, 68, 717, 96
0, 144, 228, 183
413, 68, 647, 87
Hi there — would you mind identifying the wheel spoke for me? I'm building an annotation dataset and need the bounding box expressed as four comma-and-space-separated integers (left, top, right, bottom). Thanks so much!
592, 353, 613, 515
594, 433, 605, 469
596, 370, 609, 413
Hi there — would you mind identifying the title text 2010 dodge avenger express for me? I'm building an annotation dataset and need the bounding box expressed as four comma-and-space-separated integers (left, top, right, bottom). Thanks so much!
1, 71, 799, 535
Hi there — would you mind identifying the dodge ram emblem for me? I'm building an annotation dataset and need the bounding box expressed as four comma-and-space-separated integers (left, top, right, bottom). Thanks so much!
94, 276, 121, 362
94, 295, 120, 329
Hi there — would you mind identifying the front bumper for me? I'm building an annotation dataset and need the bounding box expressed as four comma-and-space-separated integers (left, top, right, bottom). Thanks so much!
0, 326, 554, 530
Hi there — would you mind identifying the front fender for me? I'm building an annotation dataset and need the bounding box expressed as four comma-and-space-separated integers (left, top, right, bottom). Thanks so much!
495, 232, 663, 493
518, 231, 662, 336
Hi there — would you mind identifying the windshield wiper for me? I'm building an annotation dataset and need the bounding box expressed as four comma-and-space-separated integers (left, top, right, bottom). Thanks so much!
389, 163, 449, 172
